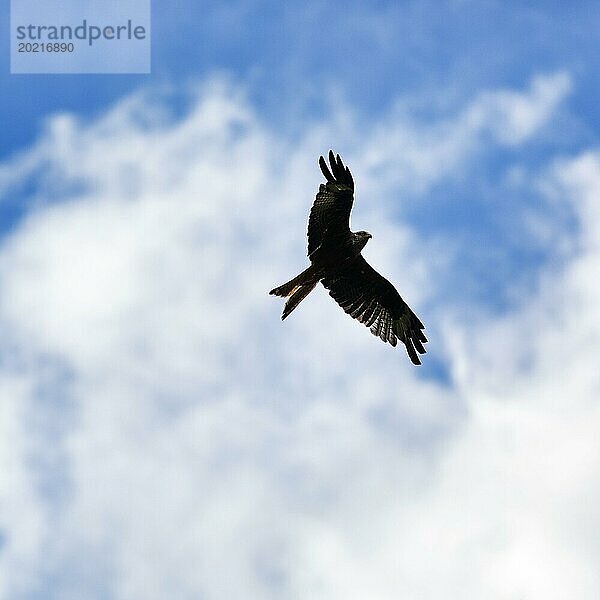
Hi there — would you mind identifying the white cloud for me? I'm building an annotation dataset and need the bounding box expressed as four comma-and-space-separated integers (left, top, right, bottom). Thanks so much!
358, 71, 572, 196
1, 73, 598, 599
468, 71, 572, 145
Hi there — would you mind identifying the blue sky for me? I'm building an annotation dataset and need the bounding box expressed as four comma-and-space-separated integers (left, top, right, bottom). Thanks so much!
2, 2, 600, 598
2, 1, 598, 318
3, 1, 600, 154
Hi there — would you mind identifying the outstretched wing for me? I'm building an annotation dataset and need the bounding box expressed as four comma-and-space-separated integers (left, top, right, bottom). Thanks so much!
307, 150, 355, 256
322, 255, 428, 365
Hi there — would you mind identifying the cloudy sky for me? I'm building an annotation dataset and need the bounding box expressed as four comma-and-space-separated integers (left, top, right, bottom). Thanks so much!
2, 2, 600, 598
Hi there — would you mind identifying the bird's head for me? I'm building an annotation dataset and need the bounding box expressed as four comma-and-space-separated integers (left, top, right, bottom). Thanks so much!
353, 230, 372, 250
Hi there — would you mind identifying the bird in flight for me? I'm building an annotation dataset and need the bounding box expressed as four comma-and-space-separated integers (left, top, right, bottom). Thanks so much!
270, 151, 427, 365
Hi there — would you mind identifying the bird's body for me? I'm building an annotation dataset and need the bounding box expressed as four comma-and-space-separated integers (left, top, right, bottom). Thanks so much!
270, 151, 427, 364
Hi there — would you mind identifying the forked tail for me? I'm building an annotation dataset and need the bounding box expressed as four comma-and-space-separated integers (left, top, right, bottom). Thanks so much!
269, 266, 318, 320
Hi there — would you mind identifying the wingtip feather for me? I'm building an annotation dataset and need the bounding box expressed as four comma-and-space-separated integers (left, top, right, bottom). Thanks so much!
406, 340, 421, 365
319, 155, 335, 182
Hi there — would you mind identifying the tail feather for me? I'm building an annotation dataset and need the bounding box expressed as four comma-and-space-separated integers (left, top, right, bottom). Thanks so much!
281, 282, 317, 320
270, 265, 318, 319
269, 265, 316, 297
